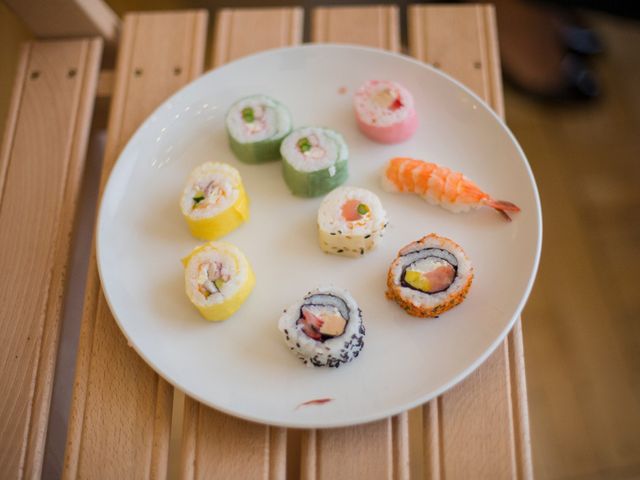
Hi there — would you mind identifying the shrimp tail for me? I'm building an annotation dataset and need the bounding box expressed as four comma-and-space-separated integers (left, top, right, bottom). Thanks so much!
486, 199, 520, 222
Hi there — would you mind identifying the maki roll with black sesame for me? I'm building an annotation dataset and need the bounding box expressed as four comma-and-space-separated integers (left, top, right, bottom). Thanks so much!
278, 287, 365, 367
386, 234, 473, 317
225, 95, 292, 164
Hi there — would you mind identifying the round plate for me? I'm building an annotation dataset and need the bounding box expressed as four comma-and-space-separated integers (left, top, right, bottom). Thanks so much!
97, 44, 541, 428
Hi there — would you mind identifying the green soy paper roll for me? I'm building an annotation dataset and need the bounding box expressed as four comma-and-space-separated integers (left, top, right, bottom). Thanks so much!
226, 95, 292, 164
280, 127, 349, 197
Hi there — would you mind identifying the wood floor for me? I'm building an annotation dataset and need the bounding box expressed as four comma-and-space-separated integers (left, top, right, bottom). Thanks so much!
507, 14, 640, 480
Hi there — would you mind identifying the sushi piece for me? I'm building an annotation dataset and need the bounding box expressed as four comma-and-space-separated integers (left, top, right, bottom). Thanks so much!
386, 234, 473, 317
317, 186, 388, 257
183, 241, 255, 321
180, 162, 249, 240
354, 80, 418, 144
280, 127, 348, 197
382, 157, 521, 221
278, 286, 365, 367
226, 95, 292, 164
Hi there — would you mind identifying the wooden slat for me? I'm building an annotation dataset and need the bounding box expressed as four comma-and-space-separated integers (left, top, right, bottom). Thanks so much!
180, 401, 287, 480
62, 11, 207, 479
0, 38, 102, 479
213, 8, 303, 67
301, 415, 409, 480
298, 7, 409, 480
409, 4, 504, 117
178, 7, 303, 480
6, 0, 119, 44
96, 69, 114, 98
312, 5, 400, 51
409, 5, 532, 479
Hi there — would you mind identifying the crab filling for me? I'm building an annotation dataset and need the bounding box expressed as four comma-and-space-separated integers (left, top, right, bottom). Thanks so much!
191, 178, 231, 210
241, 104, 266, 135
297, 294, 349, 342
373, 88, 403, 111
196, 261, 230, 298
296, 135, 325, 159
402, 256, 457, 294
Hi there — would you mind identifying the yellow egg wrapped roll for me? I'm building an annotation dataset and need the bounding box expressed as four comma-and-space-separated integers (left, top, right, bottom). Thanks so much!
183, 241, 255, 321
180, 162, 249, 240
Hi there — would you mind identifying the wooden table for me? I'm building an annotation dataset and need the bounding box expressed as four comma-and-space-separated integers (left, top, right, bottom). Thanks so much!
0, 5, 533, 479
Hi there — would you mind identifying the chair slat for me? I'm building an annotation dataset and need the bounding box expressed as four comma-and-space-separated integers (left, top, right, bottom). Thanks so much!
180, 402, 287, 480
62, 11, 207, 479
213, 8, 304, 67
0, 38, 102, 479
312, 5, 400, 51
408, 5, 532, 479
300, 7, 409, 480
179, 8, 302, 480
408, 4, 504, 116
301, 415, 409, 480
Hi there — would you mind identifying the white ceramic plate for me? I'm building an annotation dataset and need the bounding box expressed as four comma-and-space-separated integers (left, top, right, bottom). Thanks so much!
98, 45, 541, 428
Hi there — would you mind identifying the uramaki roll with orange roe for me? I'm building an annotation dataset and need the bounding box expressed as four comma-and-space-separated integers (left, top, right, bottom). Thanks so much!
386, 234, 473, 317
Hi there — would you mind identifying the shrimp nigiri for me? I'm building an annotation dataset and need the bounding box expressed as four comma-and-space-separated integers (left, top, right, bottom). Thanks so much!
381, 157, 520, 221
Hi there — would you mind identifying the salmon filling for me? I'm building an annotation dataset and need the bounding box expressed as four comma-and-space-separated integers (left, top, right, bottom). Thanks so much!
297, 294, 350, 341
402, 256, 456, 294
341, 199, 370, 223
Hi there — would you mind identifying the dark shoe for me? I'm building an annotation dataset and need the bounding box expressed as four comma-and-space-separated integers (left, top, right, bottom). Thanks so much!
504, 53, 599, 102
554, 11, 605, 56
562, 24, 604, 55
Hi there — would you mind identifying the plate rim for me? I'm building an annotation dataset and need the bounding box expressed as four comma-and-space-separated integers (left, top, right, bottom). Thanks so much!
96, 43, 543, 429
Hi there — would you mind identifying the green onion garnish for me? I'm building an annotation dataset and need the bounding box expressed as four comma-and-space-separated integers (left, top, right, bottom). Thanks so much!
241, 107, 254, 123
297, 137, 312, 153
357, 203, 369, 215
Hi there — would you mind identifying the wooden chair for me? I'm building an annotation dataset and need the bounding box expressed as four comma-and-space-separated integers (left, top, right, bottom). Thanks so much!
0, 5, 532, 479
